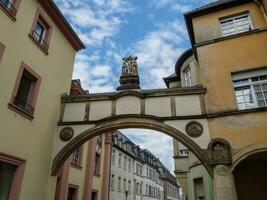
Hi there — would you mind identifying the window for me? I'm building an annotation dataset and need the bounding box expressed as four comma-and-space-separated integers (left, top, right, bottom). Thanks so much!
0, 41, 5, 62
110, 175, 115, 191
118, 177, 121, 192
123, 156, 127, 170
123, 179, 126, 192
112, 149, 116, 165
96, 135, 102, 150
9, 62, 41, 119
179, 149, 189, 156
220, 12, 253, 37
118, 153, 122, 168
184, 67, 192, 86
71, 146, 83, 168
0, 0, 21, 19
128, 180, 131, 194
193, 178, 205, 200
91, 191, 97, 200
0, 153, 25, 200
232, 69, 267, 110
128, 159, 131, 172
94, 153, 101, 175
67, 185, 78, 200
30, 9, 53, 54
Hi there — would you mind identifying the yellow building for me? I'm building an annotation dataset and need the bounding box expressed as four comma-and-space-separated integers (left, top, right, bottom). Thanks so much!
165, 0, 267, 199
0, 0, 84, 199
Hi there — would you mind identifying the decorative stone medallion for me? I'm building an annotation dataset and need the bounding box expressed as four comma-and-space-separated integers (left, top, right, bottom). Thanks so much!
59, 127, 74, 142
185, 121, 203, 138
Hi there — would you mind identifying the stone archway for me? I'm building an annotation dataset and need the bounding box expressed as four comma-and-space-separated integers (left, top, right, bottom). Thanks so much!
51, 116, 212, 176
231, 144, 267, 200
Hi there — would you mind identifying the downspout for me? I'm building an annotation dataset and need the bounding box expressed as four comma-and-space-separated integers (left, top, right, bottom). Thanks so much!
255, 0, 267, 23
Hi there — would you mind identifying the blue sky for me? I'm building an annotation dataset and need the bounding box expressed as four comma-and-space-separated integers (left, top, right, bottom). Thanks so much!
55, 0, 214, 172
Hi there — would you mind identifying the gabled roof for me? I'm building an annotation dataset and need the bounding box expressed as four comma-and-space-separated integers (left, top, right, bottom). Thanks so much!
39, 0, 85, 51
184, 0, 254, 47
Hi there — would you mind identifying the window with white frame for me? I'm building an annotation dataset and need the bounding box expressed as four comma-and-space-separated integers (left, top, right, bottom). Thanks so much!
220, 12, 253, 37
123, 156, 127, 170
128, 159, 131, 172
184, 67, 192, 87
118, 177, 121, 192
110, 175, 115, 190
118, 153, 122, 168
112, 149, 115, 165
232, 68, 267, 110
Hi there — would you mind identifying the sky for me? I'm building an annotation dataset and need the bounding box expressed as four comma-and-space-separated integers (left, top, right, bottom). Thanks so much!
55, 0, 214, 172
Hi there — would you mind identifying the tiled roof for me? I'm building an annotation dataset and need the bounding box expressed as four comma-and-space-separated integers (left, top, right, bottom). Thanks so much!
112, 131, 178, 185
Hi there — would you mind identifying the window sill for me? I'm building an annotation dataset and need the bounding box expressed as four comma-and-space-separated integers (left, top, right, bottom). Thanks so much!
71, 163, 82, 170
28, 34, 49, 56
0, 4, 16, 22
8, 103, 34, 120
93, 173, 101, 177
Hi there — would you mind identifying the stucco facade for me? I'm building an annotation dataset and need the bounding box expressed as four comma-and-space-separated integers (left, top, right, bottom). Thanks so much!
0, 0, 84, 199
109, 131, 179, 200
168, 1, 267, 200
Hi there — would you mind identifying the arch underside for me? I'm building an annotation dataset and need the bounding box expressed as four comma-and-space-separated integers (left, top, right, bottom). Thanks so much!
52, 116, 212, 176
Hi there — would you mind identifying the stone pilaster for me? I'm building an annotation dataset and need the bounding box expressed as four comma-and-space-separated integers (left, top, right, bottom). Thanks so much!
213, 165, 237, 200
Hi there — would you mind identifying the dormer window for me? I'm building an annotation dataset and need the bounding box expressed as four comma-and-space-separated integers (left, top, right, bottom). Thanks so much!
184, 67, 192, 87
220, 12, 253, 37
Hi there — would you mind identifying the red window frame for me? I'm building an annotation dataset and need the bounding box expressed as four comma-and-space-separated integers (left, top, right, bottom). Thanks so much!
8, 62, 41, 120
94, 152, 101, 176
0, 152, 26, 200
0, 0, 22, 21
71, 145, 83, 169
67, 184, 79, 200
0, 41, 6, 61
29, 8, 53, 55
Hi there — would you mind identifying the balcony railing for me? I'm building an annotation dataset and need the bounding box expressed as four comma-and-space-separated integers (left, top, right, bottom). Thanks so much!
31, 30, 49, 51
13, 96, 34, 115
0, 0, 17, 16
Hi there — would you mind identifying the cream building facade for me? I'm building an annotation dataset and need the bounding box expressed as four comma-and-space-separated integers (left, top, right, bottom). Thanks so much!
0, 0, 84, 199
110, 131, 179, 200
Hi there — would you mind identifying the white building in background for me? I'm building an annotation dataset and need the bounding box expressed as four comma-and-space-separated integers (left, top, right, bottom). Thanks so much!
109, 131, 180, 200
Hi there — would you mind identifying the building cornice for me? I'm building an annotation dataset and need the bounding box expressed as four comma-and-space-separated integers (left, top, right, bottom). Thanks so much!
38, 0, 85, 51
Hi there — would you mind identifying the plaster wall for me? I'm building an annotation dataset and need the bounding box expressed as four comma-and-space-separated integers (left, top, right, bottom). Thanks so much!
197, 31, 267, 113
193, 2, 267, 44
207, 112, 267, 148
0, 0, 76, 199
187, 165, 213, 200
110, 146, 134, 200
166, 119, 210, 148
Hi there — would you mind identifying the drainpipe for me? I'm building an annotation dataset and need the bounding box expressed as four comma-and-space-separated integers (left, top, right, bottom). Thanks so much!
255, 0, 267, 23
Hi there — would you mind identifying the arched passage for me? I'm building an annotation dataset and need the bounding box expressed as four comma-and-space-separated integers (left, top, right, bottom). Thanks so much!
231, 144, 267, 200
51, 116, 212, 176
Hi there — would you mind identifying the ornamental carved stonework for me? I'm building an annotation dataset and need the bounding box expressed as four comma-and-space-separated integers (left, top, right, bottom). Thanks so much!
185, 121, 203, 138
59, 127, 74, 142
208, 138, 232, 166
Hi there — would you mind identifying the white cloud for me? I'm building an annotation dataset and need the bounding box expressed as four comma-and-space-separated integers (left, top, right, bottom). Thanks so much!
121, 129, 175, 174
55, 0, 134, 47
131, 18, 186, 89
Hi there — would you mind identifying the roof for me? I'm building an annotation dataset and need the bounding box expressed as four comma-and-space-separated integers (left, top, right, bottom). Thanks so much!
112, 131, 179, 186
70, 79, 89, 95
163, 49, 193, 88
184, 0, 254, 47
39, 0, 85, 51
